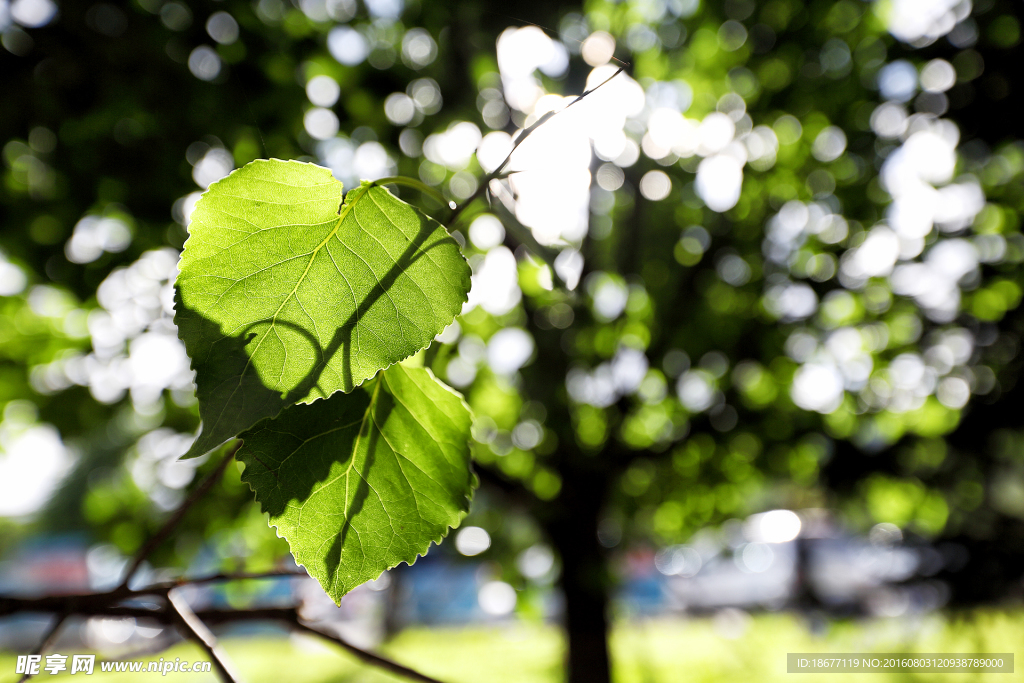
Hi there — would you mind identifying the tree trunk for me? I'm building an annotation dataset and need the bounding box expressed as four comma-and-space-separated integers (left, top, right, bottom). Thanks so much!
562, 552, 612, 683
547, 473, 612, 683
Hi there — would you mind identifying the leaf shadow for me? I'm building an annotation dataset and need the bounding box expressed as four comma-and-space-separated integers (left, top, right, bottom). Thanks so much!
175, 286, 295, 456
321, 389, 395, 592
284, 200, 452, 400
178, 185, 468, 590
179, 186, 454, 457
235, 363, 397, 597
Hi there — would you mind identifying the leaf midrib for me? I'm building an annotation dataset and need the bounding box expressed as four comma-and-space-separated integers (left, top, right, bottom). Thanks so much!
241, 184, 369, 379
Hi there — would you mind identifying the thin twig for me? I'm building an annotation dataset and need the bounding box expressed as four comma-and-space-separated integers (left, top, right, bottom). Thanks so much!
293, 620, 448, 683
17, 612, 69, 682
118, 443, 240, 591
168, 589, 243, 683
449, 65, 625, 227
487, 184, 563, 275
143, 569, 309, 592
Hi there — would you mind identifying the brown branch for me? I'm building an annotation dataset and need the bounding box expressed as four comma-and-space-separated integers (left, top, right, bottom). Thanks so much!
0, 593, 300, 622
118, 443, 240, 591
168, 589, 243, 683
292, 620, 448, 683
0, 570, 305, 619
0, 594, 450, 683
0, 590, 151, 617
17, 612, 69, 682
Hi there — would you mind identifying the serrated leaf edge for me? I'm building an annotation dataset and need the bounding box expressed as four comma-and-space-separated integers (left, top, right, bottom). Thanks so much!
238, 365, 475, 601
173, 159, 471, 458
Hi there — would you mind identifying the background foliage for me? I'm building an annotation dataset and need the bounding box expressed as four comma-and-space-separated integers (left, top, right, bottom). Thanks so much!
1, 0, 1023, 679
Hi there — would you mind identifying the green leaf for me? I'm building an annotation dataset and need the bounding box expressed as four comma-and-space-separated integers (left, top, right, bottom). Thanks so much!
237, 364, 474, 602
174, 159, 470, 458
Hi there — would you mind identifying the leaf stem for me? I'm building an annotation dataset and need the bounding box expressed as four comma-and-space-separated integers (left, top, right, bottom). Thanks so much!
370, 176, 452, 211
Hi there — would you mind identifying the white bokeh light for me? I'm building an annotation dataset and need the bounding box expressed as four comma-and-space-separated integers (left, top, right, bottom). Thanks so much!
812, 126, 847, 162
455, 526, 490, 556
877, 60, 917, 102
581, 30, 615, 67
639, 170, 672, 201
883, 0, 970, 45
192, 147, 234, 189
588, 275, 628, 321
384, 92, 416, 126
353, 141, 394, 180
469, 215, 505, 250
304, 107, 340, 140
920, 59, 956, 92
745, 509, 802, 543
0, 252, 28, 296
497, 27, 563, 112
791, 362, 845, 413
764, 282, 818, 321
317, 137, 396, 188
487, 327, 534, 375
40, 249, 197, 409
696, 154, 743, 212
697, 113, 736, 156
306, 75, 340, 107
464, 246, 521, 316
129, 429, 204, 509
422, 121, 482, 170
478, 581, 517, 616
65, 215, 132, 265
328, 26, 368, 65
0, 411, 72, 517
188, 45, 221, 82
517, 545, 554, 579
611, 347, 649, 395
10, 0, 57, 27
401, 28, 437, 69
677, 370, 717, 412
206, 11, 239, 45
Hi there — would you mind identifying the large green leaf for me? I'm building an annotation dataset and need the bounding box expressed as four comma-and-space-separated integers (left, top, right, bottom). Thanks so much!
237, 364, 474, 602
174, 159, 470, 458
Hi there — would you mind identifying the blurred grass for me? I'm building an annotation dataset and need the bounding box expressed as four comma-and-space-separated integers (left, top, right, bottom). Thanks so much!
1, 610, 1021, 682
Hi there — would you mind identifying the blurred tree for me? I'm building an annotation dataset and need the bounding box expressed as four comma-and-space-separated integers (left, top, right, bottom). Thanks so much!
1, 0, 1023, 682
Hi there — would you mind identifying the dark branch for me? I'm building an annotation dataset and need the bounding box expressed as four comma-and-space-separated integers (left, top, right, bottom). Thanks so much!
0, 596, 452, 683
